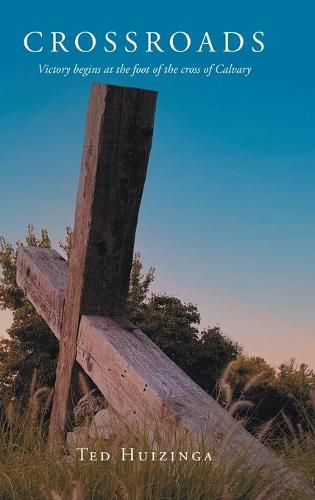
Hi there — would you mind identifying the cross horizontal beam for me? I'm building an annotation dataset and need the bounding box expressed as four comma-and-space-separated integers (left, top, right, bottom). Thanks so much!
16, 246, 313, 497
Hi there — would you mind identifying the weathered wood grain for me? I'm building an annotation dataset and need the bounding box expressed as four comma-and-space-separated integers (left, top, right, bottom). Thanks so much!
80, 85, 157, 316
47, 84, 157, 443
16, 247, 314, 497
16, 247, 67, 339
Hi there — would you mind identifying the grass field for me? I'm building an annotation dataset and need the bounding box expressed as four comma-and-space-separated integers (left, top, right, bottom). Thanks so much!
0, 397, 314, 500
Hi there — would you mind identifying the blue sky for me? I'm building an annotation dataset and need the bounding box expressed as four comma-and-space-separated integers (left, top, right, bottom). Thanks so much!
0, 1, 314, 368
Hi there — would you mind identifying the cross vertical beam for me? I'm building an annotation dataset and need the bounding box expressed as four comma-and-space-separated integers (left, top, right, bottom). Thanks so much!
48, 84, 157, 444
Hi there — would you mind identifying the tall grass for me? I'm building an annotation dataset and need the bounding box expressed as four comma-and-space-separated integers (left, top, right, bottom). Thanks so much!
0, 368, 314, 499
0, 399, 313, 499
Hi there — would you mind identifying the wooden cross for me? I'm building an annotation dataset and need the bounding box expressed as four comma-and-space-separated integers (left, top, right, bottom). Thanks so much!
16, 83, 312, 497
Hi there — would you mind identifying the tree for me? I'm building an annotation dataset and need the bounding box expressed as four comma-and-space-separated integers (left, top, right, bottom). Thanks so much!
125, 253, 239, 386
277, 358, 315, 404
0, 226, 59, 404
126, 251, 155, 324
191, 327, 239, 394
137, 294, 200, 373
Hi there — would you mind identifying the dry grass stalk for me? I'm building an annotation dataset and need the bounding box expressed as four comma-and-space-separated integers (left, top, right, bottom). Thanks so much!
243, 371, 268, 393
228, 400, 254, 416
33, 387, 51, 399
256, 418, 275, 442
29, 368, 38, 397
70, 481, 85, 500
43, 388, 54, 413
219, 380, 233, 406
40, 489, 63, 500
220, 360, 238, 385
255, 483, 281, 500
221, 483, 232, 499
40, 482, 85, 500
213, 419, 244, 462
281, 410, 296, 438
30, 387, 51, 419
5, 400, 15, 425
116, 479, 130, 500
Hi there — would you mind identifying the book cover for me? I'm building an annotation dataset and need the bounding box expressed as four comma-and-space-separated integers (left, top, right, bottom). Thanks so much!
0, 2, 314, 499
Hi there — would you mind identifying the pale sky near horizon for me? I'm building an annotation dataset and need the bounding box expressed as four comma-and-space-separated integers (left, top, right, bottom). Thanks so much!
0, 1, 314, 370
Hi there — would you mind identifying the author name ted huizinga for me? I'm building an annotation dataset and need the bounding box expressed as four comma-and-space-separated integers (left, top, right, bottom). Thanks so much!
76, 447, 213, 463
